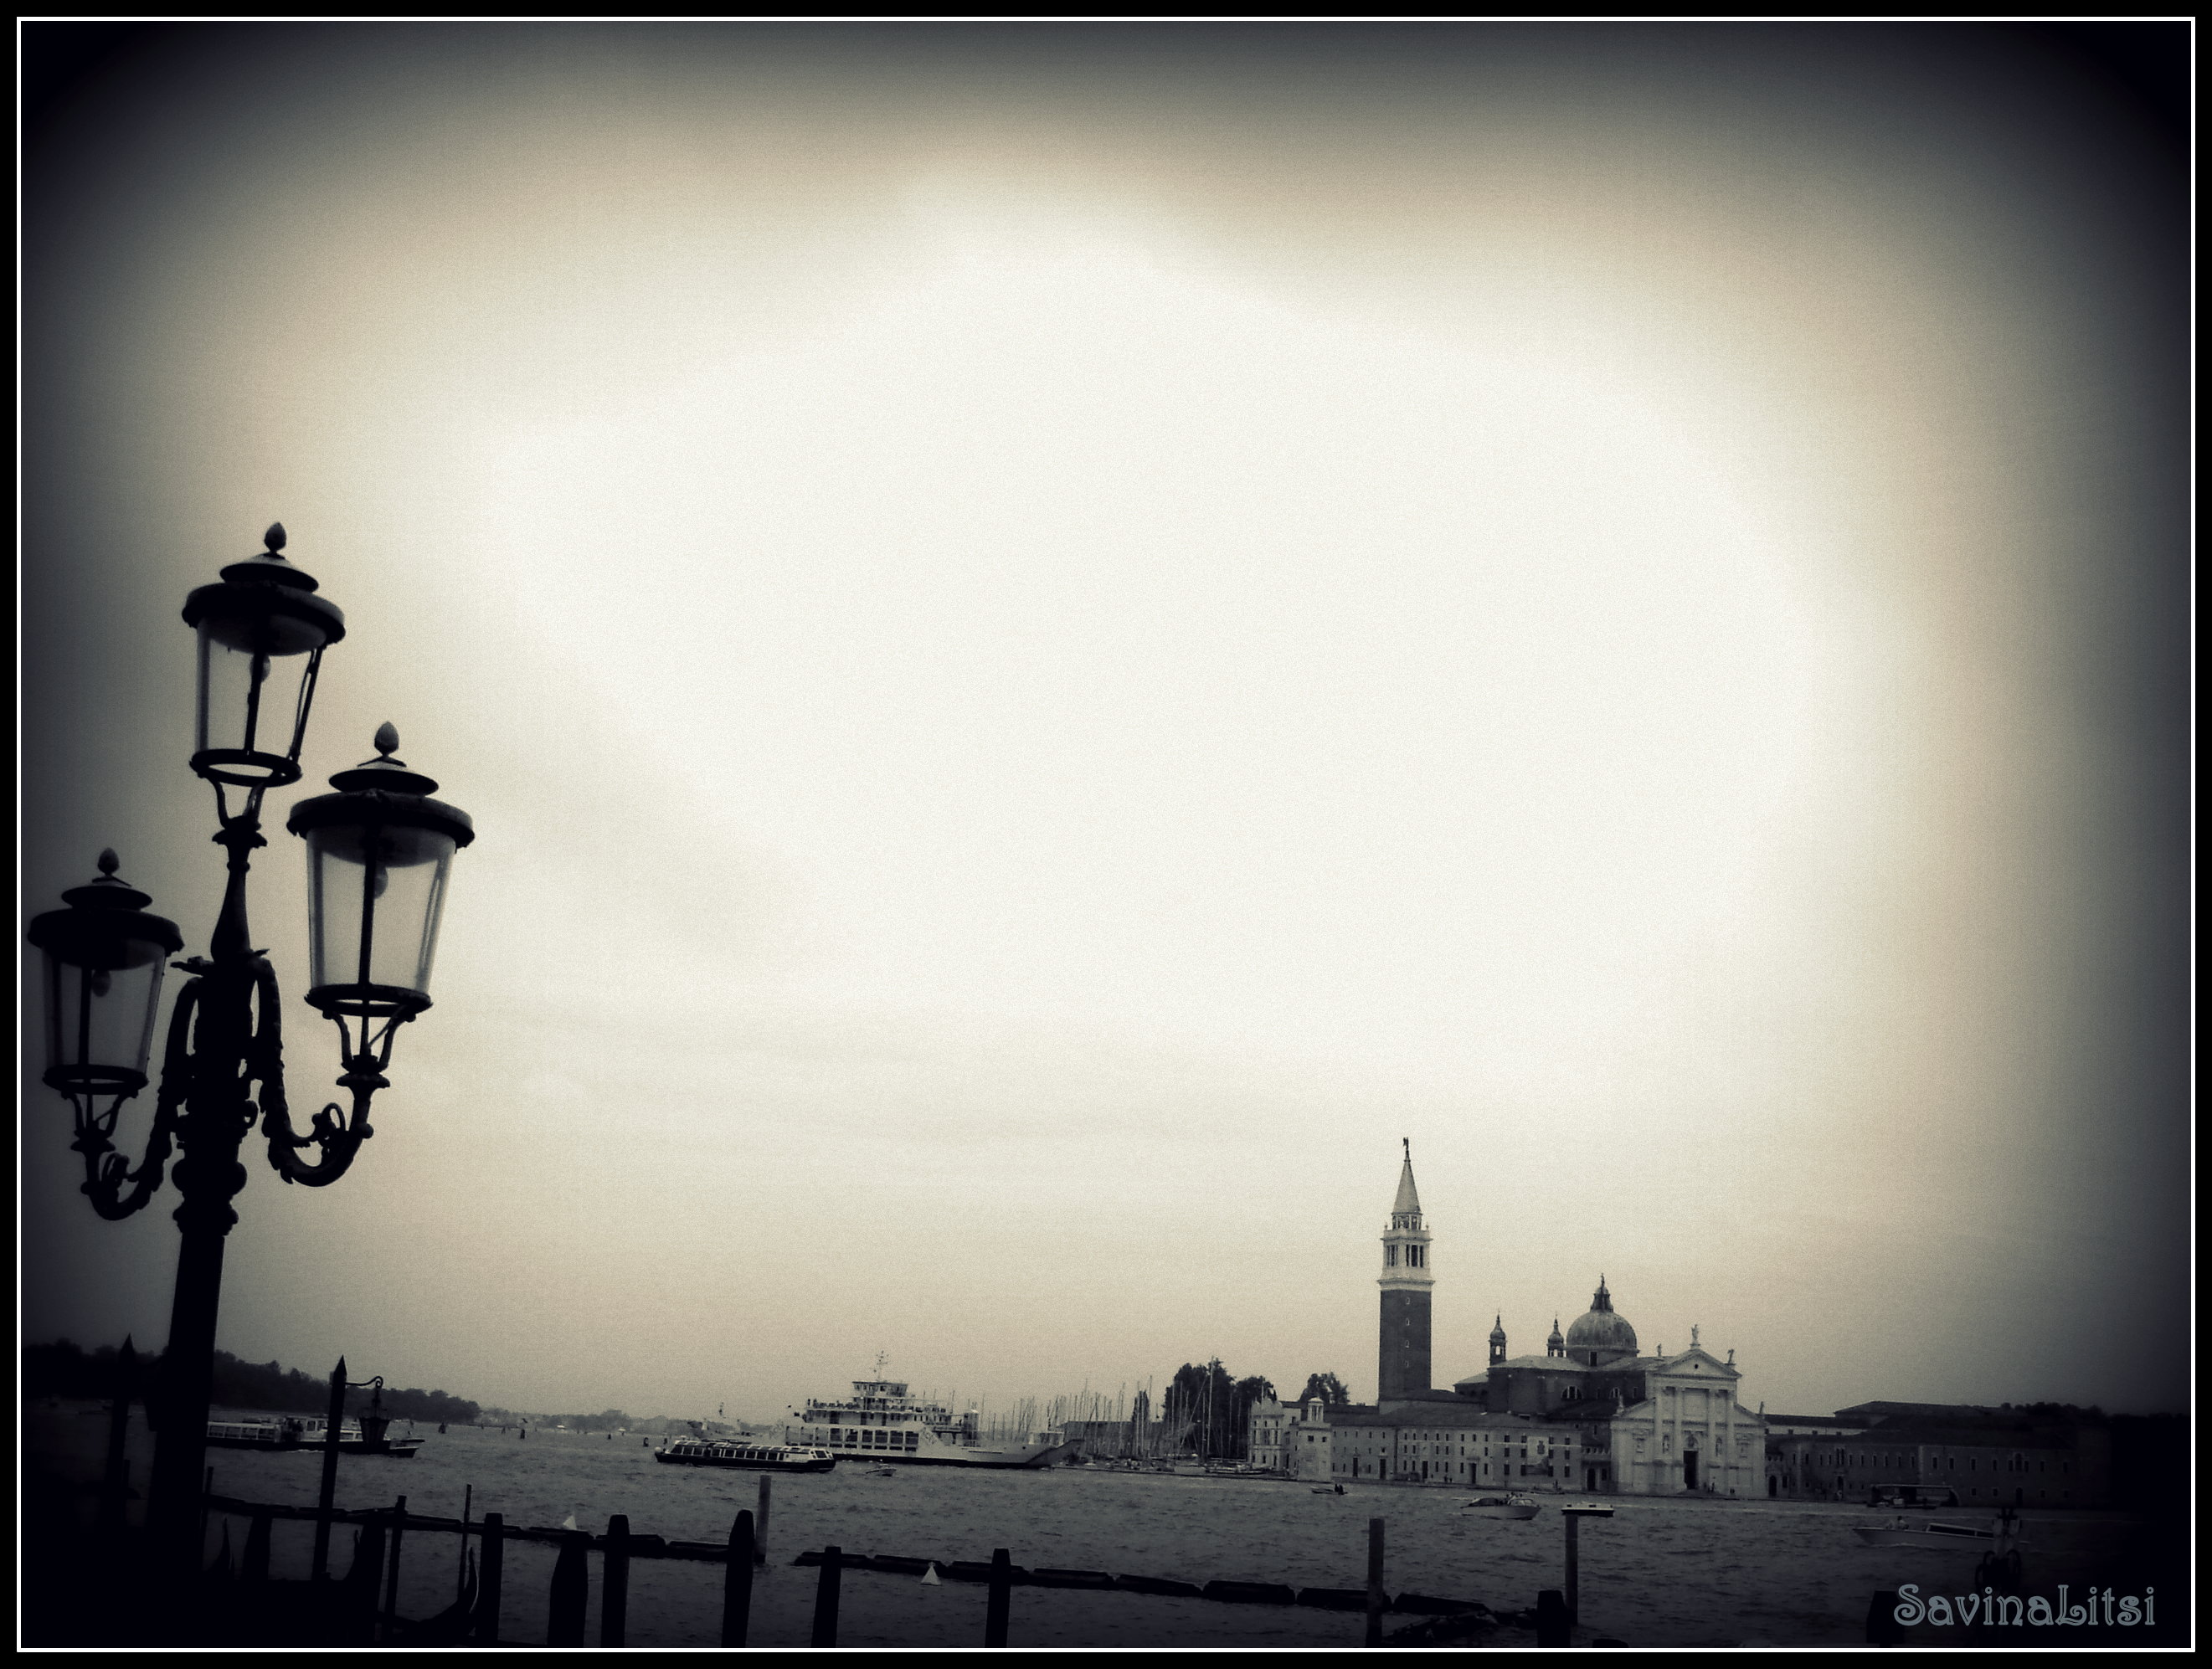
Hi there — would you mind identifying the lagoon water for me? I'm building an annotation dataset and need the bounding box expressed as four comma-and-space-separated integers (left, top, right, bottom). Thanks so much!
27, 1406, 2148, 1647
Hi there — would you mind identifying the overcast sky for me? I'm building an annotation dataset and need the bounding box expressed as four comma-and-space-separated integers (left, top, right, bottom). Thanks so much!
23, 23, 2186, 1421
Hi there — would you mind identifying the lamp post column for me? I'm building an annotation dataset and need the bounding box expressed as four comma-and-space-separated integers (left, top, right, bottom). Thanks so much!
144, 821, 265, 1571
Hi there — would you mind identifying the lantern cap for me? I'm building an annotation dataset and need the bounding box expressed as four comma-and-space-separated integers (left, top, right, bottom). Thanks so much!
324, 724, 443, 797
218, 521, 322, 592
60, 849, 156, 912
289, 728, 475, 849
30, 852, 184, 961
183, 577, 346, 645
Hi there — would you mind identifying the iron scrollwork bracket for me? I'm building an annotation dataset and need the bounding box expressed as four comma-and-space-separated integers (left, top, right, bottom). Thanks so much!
71, 981, 199, 1220
254, 961, 392, 1187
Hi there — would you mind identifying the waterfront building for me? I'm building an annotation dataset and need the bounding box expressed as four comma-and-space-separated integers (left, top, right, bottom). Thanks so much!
1247, 1400, 1294, 1472
1763, 1412, 1874, 1439
1271, 1148, 2136, 1505
1274, 1393, 1582, 1485
1281, 1148, 1767, 1494
1764, 1405, 2113, 1506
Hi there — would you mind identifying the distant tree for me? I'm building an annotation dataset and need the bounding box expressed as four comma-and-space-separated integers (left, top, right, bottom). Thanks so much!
532, 1409, 635, 1433
1157, 1364, 1280, 1458
24, 1339, 144, 1400
1160, 1361, 1244, 1457
1295, 1372, 1350, 1408
28, 1341, 481, 1425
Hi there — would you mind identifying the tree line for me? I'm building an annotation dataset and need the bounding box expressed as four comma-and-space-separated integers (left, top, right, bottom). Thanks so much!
475, 1408, 706, 1434
1155, 1363, 1354, 1459
24, 1339, 481, 1425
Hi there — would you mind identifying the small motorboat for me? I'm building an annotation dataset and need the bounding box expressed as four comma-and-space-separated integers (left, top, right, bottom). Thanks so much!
1852, 1516, 2020, 1550
863, 1466, 897, 1477
1462, 1493, 1542, 1520
1311, 1484, 1346, 1495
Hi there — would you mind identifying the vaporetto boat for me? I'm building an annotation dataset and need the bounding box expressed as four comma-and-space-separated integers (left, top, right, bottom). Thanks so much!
656, 1439, 836, 1474
785, 1368, 1078, 1469
204, 1415, 422, 1457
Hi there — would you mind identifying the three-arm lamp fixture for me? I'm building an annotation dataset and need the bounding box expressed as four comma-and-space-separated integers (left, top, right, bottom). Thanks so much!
26, 524, 475, 1579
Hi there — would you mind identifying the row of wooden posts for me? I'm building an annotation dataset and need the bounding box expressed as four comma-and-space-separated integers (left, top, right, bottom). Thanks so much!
104, 1360, 1602, 1646
207, 1469, 781, 1646
208, 1492, 1609, 1648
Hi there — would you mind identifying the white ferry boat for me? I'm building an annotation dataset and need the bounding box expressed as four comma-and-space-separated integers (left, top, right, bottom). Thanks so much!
789, 1368, 1078, 1469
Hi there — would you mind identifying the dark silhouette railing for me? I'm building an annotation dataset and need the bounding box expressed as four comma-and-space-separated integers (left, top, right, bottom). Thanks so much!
188, 1499, 1557, 1646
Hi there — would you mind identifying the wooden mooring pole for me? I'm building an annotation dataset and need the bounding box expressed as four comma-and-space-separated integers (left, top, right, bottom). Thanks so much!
311, 1358, 346, 1579
1365, 1518, 1386, 1646
723, 1512, 756, 1646
601, 1515, 631, 1646
1565, 1512, 1581, 1625
381, 1497, 407, 1644
241, 1509, 272, 1583
474, 1512, 504, 1644
548, 1530, 590, 1645
810, 1544, 842, 1646
985, 1547, 1012, 1647
455, 1482, 472, 1603
755, 1474, 772, 1565
347, 1514, 387, 1642
98, 1338, 135, 1538
1536, 1588, 1570, 1646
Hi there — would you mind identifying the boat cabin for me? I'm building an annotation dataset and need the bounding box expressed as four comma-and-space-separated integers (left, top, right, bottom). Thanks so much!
1867, 1484, 1961, 1509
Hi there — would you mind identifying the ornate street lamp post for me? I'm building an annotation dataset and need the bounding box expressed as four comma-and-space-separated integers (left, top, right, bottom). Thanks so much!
26, 524, 475, 1582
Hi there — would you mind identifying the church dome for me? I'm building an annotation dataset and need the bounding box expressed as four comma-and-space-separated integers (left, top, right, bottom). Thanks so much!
1489, 1315, 1507, 1343
1564, 1277, 1638, 1361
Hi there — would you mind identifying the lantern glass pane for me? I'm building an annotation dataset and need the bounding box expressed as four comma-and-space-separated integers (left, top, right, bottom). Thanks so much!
194, 618, 319, 774
306, 822, 458, 1006
40, 932, 167, 1091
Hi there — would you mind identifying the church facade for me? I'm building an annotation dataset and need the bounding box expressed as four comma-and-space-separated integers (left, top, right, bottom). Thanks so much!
1260, 1147, 1766, 1496
1455, 1280, 1767, 1496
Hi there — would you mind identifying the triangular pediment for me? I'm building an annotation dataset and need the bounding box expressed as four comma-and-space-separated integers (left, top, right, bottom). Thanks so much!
1656, 1347, 1738, 1377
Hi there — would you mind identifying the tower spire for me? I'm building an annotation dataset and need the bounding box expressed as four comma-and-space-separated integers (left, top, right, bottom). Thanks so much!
1391, 1140, 1422, 1218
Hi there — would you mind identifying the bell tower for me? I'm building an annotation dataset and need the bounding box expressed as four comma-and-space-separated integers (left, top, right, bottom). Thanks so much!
1489, 1315, 1508, 1367
1376, 1138, 1433, 1401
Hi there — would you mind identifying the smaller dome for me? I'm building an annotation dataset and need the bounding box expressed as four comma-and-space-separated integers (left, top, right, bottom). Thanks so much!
1546, 1316, 1565, 1348
1489, 1314, 1507, 1343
